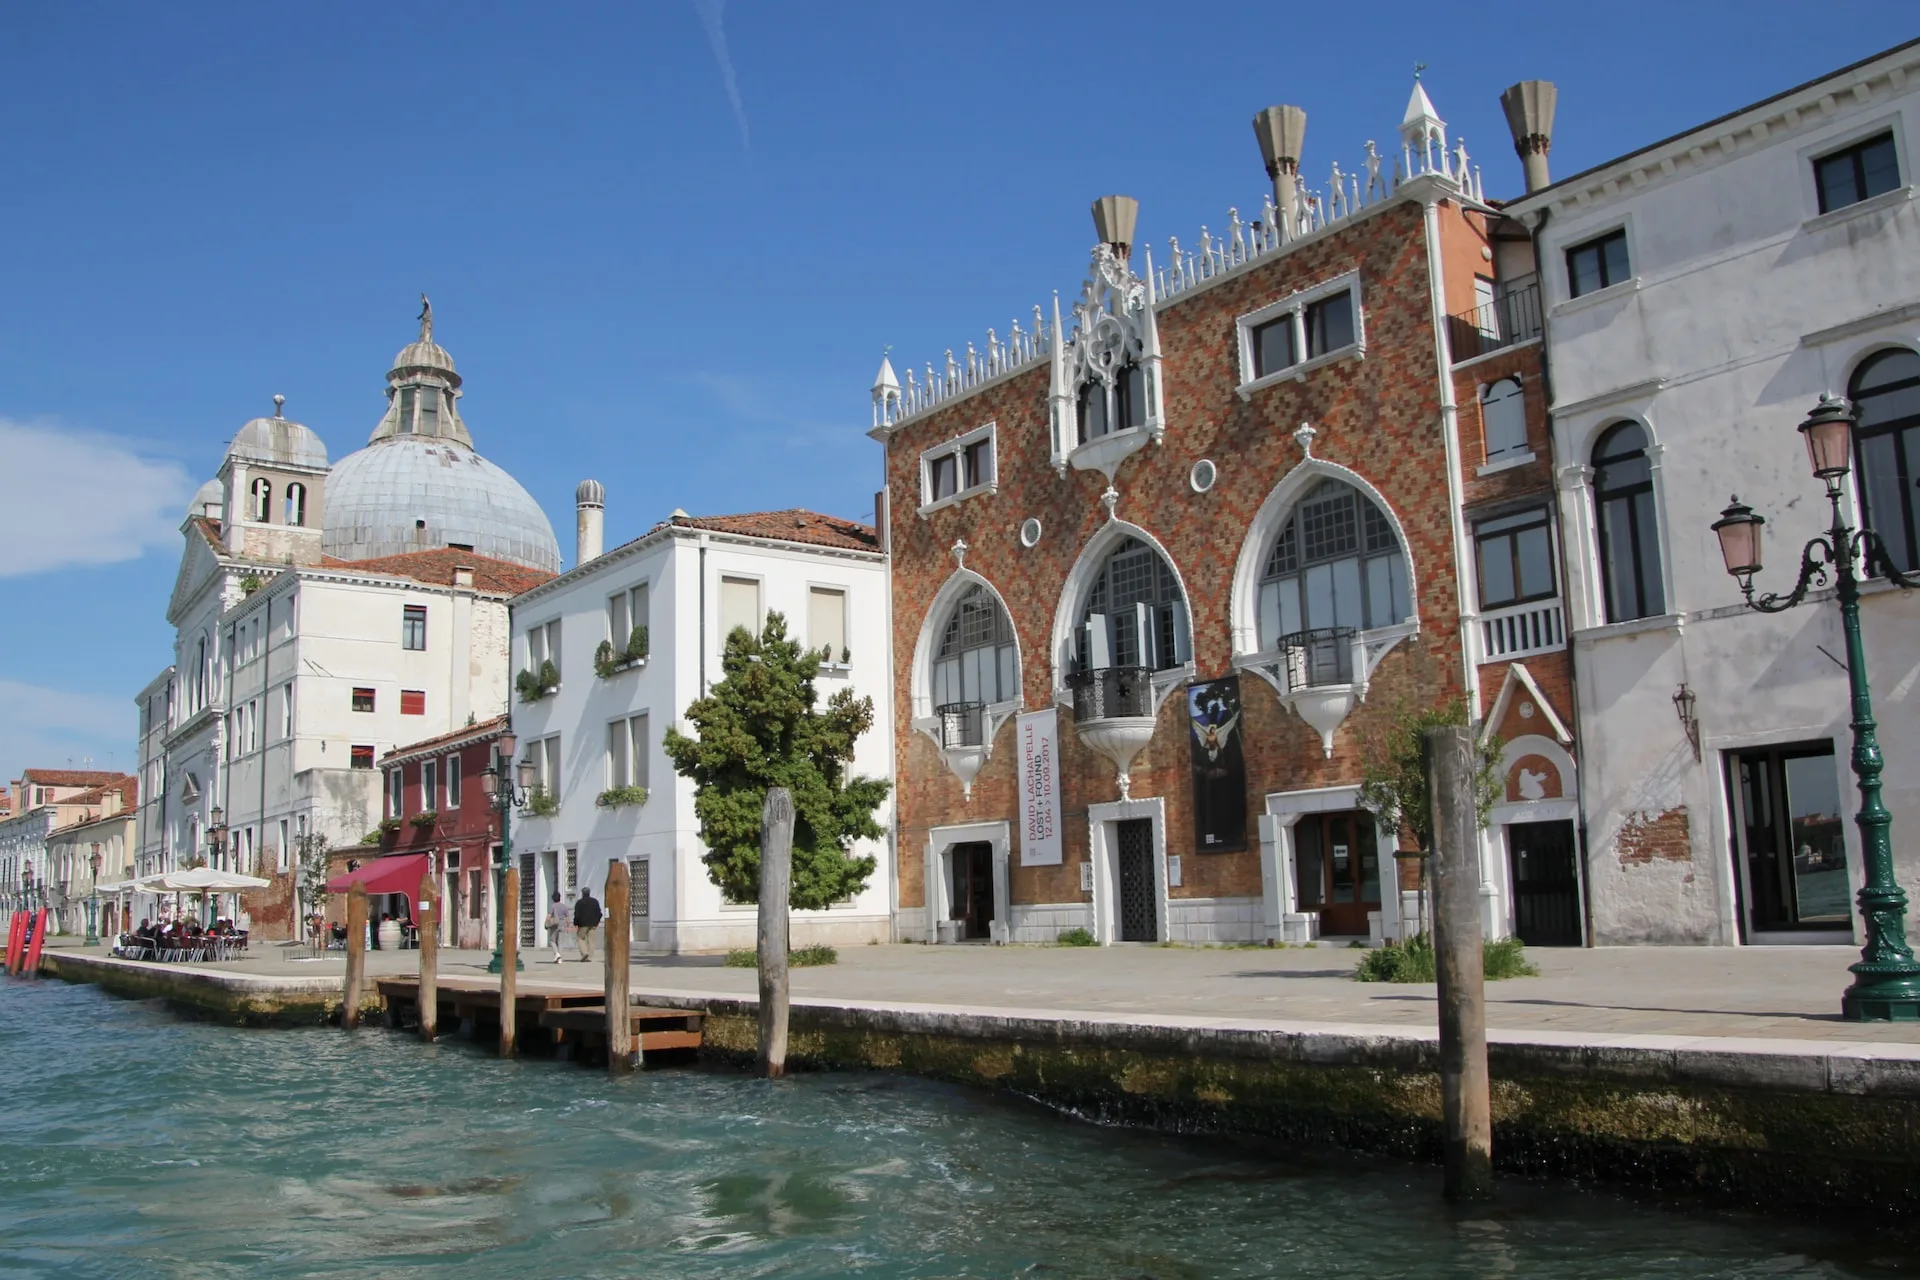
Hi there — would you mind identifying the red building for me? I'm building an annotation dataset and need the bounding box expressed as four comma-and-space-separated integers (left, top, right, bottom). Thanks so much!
360, 714, 512, 948
874, 80, 1577, 948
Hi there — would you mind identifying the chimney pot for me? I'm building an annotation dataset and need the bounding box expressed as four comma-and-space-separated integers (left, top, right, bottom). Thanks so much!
1499, 81, 1558, 193
1090, 195, 1139, 257
575, 478, 606, 564
1251, 104, 1308, 177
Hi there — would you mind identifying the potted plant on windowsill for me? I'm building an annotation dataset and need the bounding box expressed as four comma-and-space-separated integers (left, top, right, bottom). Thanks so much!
515, 659, 561, 703
521, 786, 559, 818
818, 644, 853, 674
593, 626, 650, 679
408, 811, 438, 832
595, 785, 649, 809
378, 817, 402, 836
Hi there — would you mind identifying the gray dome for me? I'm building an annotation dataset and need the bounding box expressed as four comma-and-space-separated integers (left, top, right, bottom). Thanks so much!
576, 478, 605, 505
188, 477, 223, 520
228, 415, 328, 470
321, 438, 560, 573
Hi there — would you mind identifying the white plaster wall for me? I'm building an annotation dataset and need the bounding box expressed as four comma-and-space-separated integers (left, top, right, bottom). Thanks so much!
509, 529, 895, 952
1533, 58, 1920, 943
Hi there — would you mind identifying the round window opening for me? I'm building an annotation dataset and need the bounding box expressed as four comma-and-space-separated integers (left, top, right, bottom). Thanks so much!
1189, 459, 1217, 493
1019, 517, 1043, 548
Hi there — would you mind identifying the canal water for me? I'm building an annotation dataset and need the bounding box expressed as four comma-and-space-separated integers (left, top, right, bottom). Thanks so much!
2, 980, 1913, 1279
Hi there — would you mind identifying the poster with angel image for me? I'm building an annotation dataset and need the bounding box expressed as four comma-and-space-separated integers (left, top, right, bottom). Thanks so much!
1188, 676, 1248, 853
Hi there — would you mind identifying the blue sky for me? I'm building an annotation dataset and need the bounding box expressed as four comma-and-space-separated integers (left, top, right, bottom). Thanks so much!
0, 2, 1911, 785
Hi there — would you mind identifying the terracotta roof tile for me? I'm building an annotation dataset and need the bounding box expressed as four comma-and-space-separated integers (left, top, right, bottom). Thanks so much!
21, 768, 129, 788
663, 508, 879, 552
380, 715, 512, 764
322, 548, 557, 595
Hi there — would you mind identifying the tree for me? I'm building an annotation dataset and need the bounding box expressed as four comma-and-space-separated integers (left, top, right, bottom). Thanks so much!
294, 830, 333, 939
664, 611, 889, 910
1355, 697, 1502, 853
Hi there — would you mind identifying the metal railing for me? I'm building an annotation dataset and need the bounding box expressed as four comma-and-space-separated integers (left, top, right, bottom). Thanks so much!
1447, 281, 1542, 363
1479, 598, 1566, 661
936, 701, 986, 749
1067, 665, 1154, 721
1279, 627, 1356, 690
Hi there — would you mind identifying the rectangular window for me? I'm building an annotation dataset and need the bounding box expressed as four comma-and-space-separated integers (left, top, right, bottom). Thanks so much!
419, 387, 439, 436
962, 437, 993, 489
1304, 290, 1355, 358
1565, 229, 1630, 298
809, 586, 847, 661
421, 759, 437, 811
1815, 131, 1900, 214
1252, 315, 1297, 377
281, 684, 295, 739
400, 689, 426, 716
527, 735, 562, 797
719, 576, 761, 640
402, 605, 427, 650
607, 714, 650, 788
352, 687, 375, 713
387, 769, 404, 819
607, 583, 649, 652
928, 453, 958, 501
446, 755, 461, 809
1474, 507, 1556, 609
1727, 742, 1848, 934
351, 745, 375, 770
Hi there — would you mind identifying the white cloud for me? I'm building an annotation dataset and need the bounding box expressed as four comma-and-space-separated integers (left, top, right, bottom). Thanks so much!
694, 0, 751, 155
0, 680, 135, 784
0, 419, 194, 576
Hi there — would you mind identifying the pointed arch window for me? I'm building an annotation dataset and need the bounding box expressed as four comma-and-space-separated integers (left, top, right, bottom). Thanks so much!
284, 482, 307, 527
1256, 479, 1410, 648
932, 586, 1018, 708
248, 477, 272, 523
1077, 538, 1190, 672
1592, 422, 1665, 622
1852, 349, 1920, 574
1078, 358, 1148, 444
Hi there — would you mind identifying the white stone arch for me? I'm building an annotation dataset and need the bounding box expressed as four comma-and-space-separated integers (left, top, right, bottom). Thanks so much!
1048, 516, 1195, 704
909, 567, 1025, 723
1577, 411, 1674, 627
1828, 334, 1920, 398
1228, 456, 1422, 657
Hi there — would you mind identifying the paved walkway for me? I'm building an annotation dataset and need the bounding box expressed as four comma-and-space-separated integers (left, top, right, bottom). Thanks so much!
51, 938, 1920, 1044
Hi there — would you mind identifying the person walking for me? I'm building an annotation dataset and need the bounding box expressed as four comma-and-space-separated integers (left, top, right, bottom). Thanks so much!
573, 886, 602, 963
545, 892, 571, 964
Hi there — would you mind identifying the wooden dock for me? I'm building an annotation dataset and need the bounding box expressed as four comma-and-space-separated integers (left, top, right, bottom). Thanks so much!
375, 975, 704, 1058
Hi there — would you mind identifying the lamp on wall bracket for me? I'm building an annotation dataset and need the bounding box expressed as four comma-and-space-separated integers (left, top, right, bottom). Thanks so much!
1672, 683, 1700, 763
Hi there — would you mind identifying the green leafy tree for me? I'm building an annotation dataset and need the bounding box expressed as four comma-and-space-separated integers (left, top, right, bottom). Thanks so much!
664, 611, 888, 909
1356, 697, 1502, 853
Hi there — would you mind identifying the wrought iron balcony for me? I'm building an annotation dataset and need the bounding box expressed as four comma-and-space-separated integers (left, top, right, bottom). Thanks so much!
1067, 665, 1154, 722
1279, 627, 1356, 691
1447, 281, 1543, 363
936, 701, 986, 749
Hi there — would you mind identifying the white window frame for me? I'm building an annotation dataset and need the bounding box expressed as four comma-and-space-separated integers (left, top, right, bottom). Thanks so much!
605, 713, 650, 790
445, 754, 461, 809
606, 582, 649, 647
1234, 270, 1366, 399
1554, 221, 1638, 312
421, 759, 438, 813
387, 768, 404, 820
808, 583, 850, 668
1477, 375, 1534, 472
917, 422, 998, 516
717, 574, 763, 641
526, 618, 562, 679
1800, 113, 1912, 227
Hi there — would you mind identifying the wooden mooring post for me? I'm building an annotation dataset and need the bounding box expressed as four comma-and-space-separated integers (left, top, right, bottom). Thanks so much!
500, 866, 520, 1058
418, 872, 439, 1042
605, 860, 635, 1073
1425, 724, 1494, 1202
342, 884, 368, 1030
757, 787, 793, 1079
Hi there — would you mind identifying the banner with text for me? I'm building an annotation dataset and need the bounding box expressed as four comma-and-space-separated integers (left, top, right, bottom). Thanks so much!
1018, 708, 1063, 865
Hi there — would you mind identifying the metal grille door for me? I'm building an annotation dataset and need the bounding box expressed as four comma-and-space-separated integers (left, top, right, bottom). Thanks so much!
1507, 820, 1579, 946
1116, 819, 1157, 942
628, 858, 650, 944
519, 852, 536, 947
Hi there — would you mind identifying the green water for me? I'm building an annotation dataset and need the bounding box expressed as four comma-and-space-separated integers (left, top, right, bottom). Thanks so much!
1, 980, 1912, 1278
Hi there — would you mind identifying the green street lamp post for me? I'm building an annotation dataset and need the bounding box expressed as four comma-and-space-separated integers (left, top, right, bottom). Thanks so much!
85, 846, 102, 947
1712, 393, 1920, 1021
481, 732, 533, 975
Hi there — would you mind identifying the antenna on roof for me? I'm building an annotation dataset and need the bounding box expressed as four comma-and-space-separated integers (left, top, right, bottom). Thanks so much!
1414, 61, 1427, 79
273, 394, 286, 418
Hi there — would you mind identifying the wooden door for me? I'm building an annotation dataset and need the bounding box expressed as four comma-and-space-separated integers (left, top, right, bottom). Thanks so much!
950, 843, 995, 940
1295, 811, 1380, 937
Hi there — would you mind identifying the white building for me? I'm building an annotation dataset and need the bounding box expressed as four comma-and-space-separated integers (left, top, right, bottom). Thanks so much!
1507, 38, 1920, 944
506, 491, 894, 952
136, 309, 559, 935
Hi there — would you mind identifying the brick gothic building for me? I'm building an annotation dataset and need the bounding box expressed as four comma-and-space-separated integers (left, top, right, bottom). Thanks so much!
873, 80, 1580, 947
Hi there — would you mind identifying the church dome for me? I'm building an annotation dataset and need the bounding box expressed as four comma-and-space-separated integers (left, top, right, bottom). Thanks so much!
322, 438, 560, 573
187, 477, 223, 520
227, 409, 328, 470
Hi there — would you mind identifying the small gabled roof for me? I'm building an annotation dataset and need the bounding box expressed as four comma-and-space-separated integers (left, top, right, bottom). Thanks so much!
320, 548, 557, 596
663, 509, 879, 553
380, 715, 512, 767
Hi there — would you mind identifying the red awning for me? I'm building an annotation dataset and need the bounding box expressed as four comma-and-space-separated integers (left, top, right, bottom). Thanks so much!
326, 853, 431, 898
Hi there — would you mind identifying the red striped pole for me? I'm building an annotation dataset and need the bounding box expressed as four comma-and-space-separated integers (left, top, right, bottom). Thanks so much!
23, 908, 50, 976
5, 911, 24, 975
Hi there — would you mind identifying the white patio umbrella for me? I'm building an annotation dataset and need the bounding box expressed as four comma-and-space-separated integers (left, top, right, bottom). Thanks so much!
140, 868, 271, 928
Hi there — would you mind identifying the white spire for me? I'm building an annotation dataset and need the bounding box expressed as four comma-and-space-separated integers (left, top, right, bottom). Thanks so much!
1402, 78, 1444, 130
872, 354, 900, 394
1399, 74, 1450, 181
